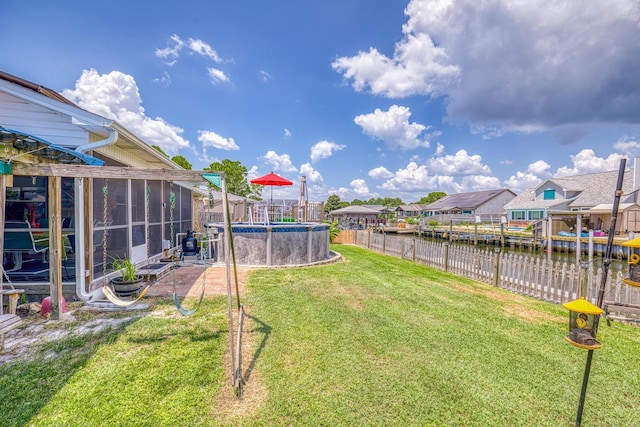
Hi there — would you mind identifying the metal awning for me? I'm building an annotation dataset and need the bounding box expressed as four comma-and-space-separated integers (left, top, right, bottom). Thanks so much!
588, 203, 638, 214
0, 126, 104, 166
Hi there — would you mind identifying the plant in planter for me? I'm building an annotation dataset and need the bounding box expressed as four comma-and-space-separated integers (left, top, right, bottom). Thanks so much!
110, 257, 144, 297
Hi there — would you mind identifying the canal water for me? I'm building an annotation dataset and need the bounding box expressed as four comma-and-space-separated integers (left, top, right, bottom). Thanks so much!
412, 234, 628, 275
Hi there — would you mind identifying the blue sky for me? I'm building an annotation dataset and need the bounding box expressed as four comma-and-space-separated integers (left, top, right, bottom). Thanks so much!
2, 0, 640, 203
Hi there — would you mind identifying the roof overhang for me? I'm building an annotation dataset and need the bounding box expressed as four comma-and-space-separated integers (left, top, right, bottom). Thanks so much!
0, 72, 112, 132
96, 122, 183, 169
588, 203, 638, 214
1, 126, 104, 166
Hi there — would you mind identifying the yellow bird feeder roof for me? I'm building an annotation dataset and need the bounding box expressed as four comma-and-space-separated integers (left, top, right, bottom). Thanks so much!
562, 297, 603, 315
621, 237, 640, 248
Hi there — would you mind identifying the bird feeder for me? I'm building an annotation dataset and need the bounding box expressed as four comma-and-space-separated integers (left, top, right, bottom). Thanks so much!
562, 298, 603, 350
621, 237, 640, 287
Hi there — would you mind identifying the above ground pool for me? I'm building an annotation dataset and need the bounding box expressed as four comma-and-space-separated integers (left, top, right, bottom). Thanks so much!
206, 222, 332, 266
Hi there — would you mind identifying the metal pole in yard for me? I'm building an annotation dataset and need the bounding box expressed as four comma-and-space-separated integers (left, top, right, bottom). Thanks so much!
574, 157, 626, 426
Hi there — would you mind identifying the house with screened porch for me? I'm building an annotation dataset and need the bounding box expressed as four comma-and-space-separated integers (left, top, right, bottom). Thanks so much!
0, 70, 215, 307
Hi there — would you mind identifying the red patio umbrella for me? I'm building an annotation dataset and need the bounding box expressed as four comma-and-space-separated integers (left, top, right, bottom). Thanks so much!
250, 171, 293, 202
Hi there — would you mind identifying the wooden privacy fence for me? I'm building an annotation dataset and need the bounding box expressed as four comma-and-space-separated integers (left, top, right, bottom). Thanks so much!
350, 230, 640, 319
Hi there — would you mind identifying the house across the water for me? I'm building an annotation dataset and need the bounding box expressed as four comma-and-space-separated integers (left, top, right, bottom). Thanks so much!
504, 167, 640, 236
420, 189, 516, 225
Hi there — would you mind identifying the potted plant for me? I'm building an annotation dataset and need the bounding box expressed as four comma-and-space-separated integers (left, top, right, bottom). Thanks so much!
110, 257, 144, 297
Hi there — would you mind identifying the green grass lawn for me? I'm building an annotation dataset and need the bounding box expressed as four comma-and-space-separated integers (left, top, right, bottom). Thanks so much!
2, 244, 640, 426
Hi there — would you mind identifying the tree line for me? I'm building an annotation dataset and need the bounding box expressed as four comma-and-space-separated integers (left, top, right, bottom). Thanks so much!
324, 192, 446, 213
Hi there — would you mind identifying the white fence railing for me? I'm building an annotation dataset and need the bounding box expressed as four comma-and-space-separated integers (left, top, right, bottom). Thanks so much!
352, 230, 640, 319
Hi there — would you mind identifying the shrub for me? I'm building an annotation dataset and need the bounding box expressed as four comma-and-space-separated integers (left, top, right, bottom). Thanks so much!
329, 221, 340, 243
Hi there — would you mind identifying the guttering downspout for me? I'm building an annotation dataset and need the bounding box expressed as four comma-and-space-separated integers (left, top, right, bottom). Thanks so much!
75, 128, 118, 154
74, 127, 118, 302
74, 178, 105, 302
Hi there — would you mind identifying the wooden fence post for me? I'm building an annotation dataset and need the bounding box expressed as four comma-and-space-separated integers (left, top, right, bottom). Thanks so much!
474, 223, 478, 246
494, 247, 500, 287
412, 238, 416, 262
383, 232, 386, 254
444, 242, 450, 272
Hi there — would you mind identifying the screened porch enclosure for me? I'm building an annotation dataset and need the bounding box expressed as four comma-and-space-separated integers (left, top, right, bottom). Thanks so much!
3, 175, 194, 286
89, 178, 193, 280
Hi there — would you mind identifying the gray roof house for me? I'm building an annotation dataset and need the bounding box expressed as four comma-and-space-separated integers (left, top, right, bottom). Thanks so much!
504, 169, 635, 223
422, 189, 516, 222
503, 167, 640, 234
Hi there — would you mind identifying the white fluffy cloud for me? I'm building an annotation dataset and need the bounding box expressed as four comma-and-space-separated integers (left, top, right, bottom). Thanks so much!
333, 179, 374, 200
460, 175, 502, 191
503, 170, 544, 193
554, 149, 625, 177
333, 35, 460, 98
354, 105, 431, 150
526, 160, 552, 176
207, 68, 230, 84
198, 130, 239, 150
368, 166, 394, 180
502, 159, 552, 192
310, 140, 346, 163
612, 137, 640, 158
260, 150, 298, 172
426, 149, 492, 176
62, 69, 190, 156
300, 163, 323, 183
374, 146, 500, 194
379, 162, 457, 192
350, 179, 371, 196
335, 0, 640, 137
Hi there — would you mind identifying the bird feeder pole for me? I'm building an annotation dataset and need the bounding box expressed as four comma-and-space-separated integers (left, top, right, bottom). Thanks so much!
574, 157, 626, 426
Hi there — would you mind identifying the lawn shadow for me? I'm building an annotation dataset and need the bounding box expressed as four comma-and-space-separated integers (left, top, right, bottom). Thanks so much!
241, 312, 271, 386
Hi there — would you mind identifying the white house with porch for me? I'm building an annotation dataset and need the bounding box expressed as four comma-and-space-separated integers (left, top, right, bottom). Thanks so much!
0, 70, 203, 306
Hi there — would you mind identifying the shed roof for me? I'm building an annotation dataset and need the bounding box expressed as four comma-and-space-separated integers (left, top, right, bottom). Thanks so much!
396, 204, 422, 211
328, 205, 383, 216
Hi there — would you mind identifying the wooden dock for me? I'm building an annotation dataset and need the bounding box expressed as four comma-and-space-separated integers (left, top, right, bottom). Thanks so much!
372, 226, 630, 258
